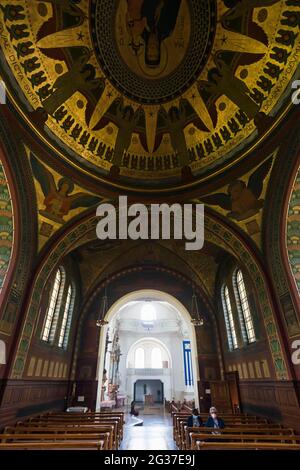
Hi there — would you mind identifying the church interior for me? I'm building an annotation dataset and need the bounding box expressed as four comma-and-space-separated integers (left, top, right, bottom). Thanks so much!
0, 0, 300, 452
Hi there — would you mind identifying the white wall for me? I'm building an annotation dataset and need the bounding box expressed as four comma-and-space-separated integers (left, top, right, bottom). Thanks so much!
96, 291, 200, 410
117, 331, 191, 402
0, 340, 6, 364
126, 338, 170, 368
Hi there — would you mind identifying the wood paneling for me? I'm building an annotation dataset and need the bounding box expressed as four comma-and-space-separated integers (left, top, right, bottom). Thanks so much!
71, 380, 98, 411
210, 380, 232, 413
239, 380, 300, 432
0, 379, 68, 429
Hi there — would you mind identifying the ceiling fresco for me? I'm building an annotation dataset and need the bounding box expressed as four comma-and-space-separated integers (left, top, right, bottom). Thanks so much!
197, 149, 278, 247
0, 0, 299, 190
25, 145, 107, 249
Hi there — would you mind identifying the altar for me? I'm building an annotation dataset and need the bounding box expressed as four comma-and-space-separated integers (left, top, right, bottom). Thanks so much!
116, 395, 126, 408
144, 394, 154, 405
100, 400, 115, 410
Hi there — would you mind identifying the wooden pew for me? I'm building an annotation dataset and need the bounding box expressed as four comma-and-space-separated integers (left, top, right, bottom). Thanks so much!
27, 414, 123, 445
31, 413, 123, 424
4, 426, 114, 450
181, 425, 293, 450
170, 403, 180, 414
0, 432, 109, 450
181, 404, 193, 414
2, 410, 125, 451
18, 421, 120, 449
172, 413, 189, 442
196, 441, 300, 450
190, 433, 300, 450
47, 411, 125, 425
173, 414, 268, 448
0, 441, 105, 450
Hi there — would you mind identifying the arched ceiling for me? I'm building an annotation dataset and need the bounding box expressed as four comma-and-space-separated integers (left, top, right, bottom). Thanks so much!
0, 0, 298, 191
72, 238, 225, 299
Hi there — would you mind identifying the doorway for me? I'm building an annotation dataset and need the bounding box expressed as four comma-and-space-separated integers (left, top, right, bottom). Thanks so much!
96, 289, 200, 410
134, 380, 164, 403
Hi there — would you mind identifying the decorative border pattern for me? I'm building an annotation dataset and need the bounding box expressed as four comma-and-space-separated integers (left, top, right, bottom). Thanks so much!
287, 168, 300, 294
0, 160, 14, 292
205, 217, 288, 379
263, 124, 300, 337
0, 112, 37, 334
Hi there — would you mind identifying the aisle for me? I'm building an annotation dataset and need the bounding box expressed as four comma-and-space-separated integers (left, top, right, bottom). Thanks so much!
120, 406, 177, 450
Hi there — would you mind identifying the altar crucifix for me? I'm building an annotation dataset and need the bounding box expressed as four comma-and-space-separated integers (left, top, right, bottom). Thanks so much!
108, 333, 122, 401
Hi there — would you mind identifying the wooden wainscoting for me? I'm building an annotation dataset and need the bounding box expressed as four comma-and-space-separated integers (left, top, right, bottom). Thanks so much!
0, 379, 69, 429
239, 380, 300, 432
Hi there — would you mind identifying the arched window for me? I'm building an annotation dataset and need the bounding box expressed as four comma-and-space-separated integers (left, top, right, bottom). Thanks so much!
221, 285, 238, 351
135, 347, 145, 368
234, 269, 256, 344
58, 284, 75, 349
41, 267, 65, 342
151, 347, 162, 368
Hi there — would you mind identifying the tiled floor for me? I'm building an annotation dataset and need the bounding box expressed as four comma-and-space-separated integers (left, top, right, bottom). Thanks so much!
120, 406, 177, 450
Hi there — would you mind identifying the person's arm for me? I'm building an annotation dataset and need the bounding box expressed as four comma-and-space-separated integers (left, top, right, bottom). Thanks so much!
205, 418, 212, 427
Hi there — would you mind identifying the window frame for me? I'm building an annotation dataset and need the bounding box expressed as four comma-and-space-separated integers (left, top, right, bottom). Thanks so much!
233, 269, 256, 344
151, 347, 162, 369
41, 267, 65, 343
221, 284, 238, 351
134, 347, 145, 369
58, 283, 75, 349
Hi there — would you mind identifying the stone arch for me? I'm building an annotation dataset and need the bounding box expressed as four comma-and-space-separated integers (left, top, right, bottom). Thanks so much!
72, 259, 224, 388
0, 114, 37, 336
0, 158, 14, 298
95, 289, 200, 408
264, 127, 300, 339
10, 207, 290, 381
286, 167, 300, 296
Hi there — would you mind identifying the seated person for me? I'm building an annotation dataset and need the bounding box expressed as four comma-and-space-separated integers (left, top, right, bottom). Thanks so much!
205, 406, 225, 433
187, 408, 203, 427
130, 400, 139, 417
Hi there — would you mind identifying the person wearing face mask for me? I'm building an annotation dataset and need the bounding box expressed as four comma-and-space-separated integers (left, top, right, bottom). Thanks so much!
205, 407, 225, 433
187, 408, 203, 428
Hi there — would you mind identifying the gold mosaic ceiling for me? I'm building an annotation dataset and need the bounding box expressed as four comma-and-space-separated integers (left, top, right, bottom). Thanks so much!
0, 0, 299, 190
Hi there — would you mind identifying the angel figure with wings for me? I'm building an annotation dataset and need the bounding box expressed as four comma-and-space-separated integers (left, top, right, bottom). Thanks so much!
31, 153, 101, 224
201, 158, 273, 221
110, 100, 142, 176
204, 59, 261, 121
42, 49, 103, 116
